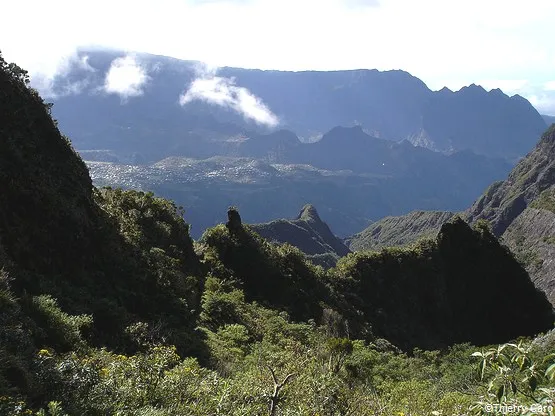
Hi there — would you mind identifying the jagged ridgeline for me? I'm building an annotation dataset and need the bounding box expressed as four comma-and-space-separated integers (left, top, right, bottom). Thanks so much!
1, 52, 554, 413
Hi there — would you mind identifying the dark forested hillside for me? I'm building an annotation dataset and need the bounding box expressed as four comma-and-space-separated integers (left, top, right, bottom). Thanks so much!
202, 211, 553, 350
465, 124, 555, 307
1, 52, 554, 416
358, 125, 555, 307
465, 125, 555, 307
336, 218, 553, 350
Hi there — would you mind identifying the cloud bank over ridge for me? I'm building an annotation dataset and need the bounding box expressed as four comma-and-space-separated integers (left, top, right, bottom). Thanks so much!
180, 66, 279, 127
103, 55, 150, 100
2, 0, 554, 114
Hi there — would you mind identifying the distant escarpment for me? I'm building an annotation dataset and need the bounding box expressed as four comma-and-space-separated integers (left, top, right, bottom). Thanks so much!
48, 49, 547, 161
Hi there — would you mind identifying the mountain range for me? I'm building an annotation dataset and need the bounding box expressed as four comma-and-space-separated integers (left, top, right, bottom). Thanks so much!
87, 133, 511, 238
47, 49, 548, 162
2, 56, 551, 352
38, 48, 553, 242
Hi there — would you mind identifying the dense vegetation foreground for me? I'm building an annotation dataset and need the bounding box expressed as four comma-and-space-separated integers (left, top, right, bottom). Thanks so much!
1, 52, 554, 415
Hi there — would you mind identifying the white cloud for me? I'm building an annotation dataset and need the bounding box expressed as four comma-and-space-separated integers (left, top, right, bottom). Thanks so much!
180, 70, 279, 127
103, 55, 150, 100
545, 81, 555, 91
30, 53, 96, 98
79, 55, 96, 73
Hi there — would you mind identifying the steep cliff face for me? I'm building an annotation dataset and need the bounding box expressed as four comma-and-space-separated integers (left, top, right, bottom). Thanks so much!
502, 196, 555, 307
467, 125, 555, 236
346, 126, 555, 309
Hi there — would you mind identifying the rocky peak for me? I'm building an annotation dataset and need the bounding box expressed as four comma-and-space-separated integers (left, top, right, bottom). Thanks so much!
226, 207, 243, 233
298, 204, 322, 223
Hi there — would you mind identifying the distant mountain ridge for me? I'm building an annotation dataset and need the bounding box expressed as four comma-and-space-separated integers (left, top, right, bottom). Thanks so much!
237, 126, 513, 177
87, 126, 512, 240
249, 204, 350, 268
46, 49, 547, 161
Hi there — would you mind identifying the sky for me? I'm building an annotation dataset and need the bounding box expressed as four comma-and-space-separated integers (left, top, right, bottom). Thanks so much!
2, 0, 555, 115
